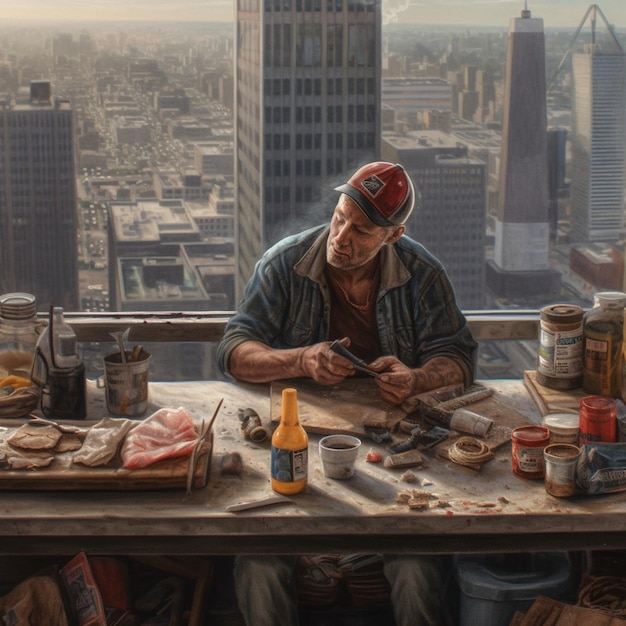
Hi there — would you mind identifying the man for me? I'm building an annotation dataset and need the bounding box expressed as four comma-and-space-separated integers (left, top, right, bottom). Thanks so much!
217, 161, 476, 625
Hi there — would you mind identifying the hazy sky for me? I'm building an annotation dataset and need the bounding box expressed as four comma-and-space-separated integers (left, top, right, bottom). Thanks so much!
0, 0, 624, 28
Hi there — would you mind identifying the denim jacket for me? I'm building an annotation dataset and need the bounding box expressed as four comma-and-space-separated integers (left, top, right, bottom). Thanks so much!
217, 225, 476, 383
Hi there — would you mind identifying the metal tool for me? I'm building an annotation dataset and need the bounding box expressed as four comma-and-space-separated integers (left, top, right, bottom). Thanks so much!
186, 398, 223, 495
389, 425, 449, 454
110, 328, 130, 364
329, 340, 379, 378
225, 494, 293, 512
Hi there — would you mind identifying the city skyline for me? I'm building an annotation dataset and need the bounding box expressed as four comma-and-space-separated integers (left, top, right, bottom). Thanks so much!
1, 0, 625, 28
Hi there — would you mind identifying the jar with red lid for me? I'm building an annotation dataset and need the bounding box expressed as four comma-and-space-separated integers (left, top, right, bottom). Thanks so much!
511, 425, 551, 479
579, 395, 617, 445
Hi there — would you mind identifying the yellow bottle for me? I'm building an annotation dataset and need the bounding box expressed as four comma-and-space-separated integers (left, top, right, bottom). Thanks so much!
271, 388, 308, 495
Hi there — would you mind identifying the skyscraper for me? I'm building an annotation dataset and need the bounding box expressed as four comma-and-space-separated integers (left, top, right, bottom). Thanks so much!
234, 0, 381, 296
382, 130, 486, 310
485, 7, 560, 299
0, 81, 79, 309
570, 40, 626, 242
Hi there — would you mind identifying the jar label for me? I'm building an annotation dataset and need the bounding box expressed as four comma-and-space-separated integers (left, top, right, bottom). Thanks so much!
516, 446, 544, 472
271, 446, 308, 483
538, 326, 583, 376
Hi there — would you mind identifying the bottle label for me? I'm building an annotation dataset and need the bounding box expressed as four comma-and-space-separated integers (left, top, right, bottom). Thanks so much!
271, 446, 308, 483
584, 334, 617, 395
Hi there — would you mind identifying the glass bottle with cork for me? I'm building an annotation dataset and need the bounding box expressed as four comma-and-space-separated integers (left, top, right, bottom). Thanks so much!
582, 291, 626, 398
271, 387, 308, 495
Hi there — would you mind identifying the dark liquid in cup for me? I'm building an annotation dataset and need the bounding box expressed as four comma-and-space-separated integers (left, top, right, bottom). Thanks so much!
325, 443, 354, 450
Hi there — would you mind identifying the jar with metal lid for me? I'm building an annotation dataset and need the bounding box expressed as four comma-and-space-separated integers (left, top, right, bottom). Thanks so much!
0, 292, 40, 380
537, 304, 584, 390
511, 425, 551, 479
579, 395, 617, 445
582, 291, 626, 397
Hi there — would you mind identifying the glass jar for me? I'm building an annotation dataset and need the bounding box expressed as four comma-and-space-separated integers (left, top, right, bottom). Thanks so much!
582, 291, 626, 398
0, 292, 40, 380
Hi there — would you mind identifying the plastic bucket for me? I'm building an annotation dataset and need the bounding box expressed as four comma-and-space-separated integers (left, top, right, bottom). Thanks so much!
453, 552, 573, 626
102, 350, 151, 416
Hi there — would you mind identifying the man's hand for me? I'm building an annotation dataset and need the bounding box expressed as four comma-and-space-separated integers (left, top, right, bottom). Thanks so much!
369, 356, 417, 405
299, 337, 356, 385
370, 355, 466, 406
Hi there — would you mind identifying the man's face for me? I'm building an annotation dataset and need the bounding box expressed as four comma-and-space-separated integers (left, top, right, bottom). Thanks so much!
326, 195, 403, 271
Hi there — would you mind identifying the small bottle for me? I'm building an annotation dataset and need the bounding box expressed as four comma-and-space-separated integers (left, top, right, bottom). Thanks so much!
31, 306, 87, 420
0, 292, 40, 380
271, 388, 308, 495
582, 291, 626, 398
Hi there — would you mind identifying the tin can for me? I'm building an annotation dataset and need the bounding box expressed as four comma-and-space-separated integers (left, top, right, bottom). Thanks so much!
543, 443, 581, 498
537, 304, 584, 390
511, 425, 550, 479
579, 395, 617, 445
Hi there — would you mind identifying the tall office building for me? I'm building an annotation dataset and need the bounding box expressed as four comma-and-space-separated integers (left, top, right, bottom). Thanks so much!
570, 42, 626, 242
0, 81, 79, 309
234, 0, 381, 296
485, 7, 560, 299
382, 130, 486, 310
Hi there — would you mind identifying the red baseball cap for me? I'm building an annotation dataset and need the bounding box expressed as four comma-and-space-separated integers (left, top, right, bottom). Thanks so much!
334, 161, 415, 226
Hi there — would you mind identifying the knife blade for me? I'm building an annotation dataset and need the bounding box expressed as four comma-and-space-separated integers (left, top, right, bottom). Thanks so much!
225, 495, 293, 513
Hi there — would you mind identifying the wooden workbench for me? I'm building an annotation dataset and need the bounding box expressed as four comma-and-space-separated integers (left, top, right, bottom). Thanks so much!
0, 379, 624, 557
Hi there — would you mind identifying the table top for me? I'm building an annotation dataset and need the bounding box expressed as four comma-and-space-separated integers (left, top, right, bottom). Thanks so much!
1, 378, 625, 557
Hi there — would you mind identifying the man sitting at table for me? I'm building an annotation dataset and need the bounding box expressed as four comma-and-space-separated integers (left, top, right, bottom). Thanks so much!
217, 161, 476, 625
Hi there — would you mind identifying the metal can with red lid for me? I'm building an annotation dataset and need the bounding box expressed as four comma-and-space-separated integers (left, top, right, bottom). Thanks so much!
511, 425, 551, 479
579, 395, 617, 445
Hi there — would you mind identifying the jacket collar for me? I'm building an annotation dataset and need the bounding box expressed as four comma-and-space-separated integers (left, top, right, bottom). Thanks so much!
294, 226, 411, 291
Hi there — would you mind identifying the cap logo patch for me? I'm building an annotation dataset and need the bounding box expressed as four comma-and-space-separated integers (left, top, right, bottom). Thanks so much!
360, 174, 385, 198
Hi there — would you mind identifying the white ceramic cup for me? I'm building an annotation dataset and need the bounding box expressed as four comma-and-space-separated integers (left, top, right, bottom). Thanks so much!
319, 434, 362, 480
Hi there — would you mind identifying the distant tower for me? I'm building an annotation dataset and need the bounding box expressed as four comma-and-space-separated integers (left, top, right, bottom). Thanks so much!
234, 1, 381, 298
0, 81, 79, 309
486, 4, 560, 299
569, 5, 626, 242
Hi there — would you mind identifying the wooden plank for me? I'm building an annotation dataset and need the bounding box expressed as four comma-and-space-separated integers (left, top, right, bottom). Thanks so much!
270, 378, 405, 436
523, 370, 584, 416
270, 378, 533, 474
429, 389, 535, 469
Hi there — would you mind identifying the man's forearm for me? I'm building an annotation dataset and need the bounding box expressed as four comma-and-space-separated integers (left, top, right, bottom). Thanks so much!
411, 356, 466, 395
228, 341, 307, 383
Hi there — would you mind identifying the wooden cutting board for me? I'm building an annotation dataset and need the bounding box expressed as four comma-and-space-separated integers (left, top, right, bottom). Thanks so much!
270, 378, 405, 436
0, 420, 212, 491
